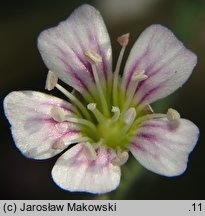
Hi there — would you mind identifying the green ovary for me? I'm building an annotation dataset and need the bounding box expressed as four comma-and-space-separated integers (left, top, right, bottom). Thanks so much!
97, 119, 125, 149
78, 81, 143, 150
81, 115, 139, 150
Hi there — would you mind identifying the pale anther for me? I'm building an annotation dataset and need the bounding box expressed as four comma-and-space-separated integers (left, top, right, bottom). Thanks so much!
87, 103, 106, 123
113, 34, 129, 106
167, 108, 180, 121
87, 103, 97, 111
85, 50, 102, 64
50, 107, 67, 122
45, 70, 58, 91
117, 33, 130, 47
147, 104, 154, 113
144, 104, 154, 114
52, 139, 65, 150
85, 52, 109, 116
112, 106, 120, 113
132, 69, 148, 81
111, 106, 121, 122
112, 151, 129, 166
84, 142, 97, 161
124, 107, 137, 125
122, 69, 148, 111
55, 84, 92, 121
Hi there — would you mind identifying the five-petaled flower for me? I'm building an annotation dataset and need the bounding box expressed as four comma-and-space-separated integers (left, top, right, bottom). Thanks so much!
4, 4, 199, 194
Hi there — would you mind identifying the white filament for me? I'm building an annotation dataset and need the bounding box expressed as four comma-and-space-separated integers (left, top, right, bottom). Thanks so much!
111, 106, 121, 122
87, 103, 106, 122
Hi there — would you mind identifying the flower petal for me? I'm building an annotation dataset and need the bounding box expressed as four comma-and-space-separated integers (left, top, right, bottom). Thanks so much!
123, 25, 197, 107
4, 91, 82, 159
129, 118, 199, 176
52, 143, 121, 194
38, 4, 112, 94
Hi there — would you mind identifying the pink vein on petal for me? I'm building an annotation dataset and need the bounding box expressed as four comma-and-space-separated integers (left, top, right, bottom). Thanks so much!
125, 49, 149, 90
136, 79, 169, 106
59, 56, 92, 93
87, 30, 109, 81
131, 143, 159, 159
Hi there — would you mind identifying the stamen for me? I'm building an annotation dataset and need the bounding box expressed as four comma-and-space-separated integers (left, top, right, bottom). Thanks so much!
84, 142, 97, 160
85, 50, 102, 64
85, 50, 109, 116
64, 115, 97, 132
52, 139, 65, 150
123, 69, 148, 111
87, 103, 97, 110
144, 104, 154, 114
87, 103, 106, 123
112, 151, 129, 166
113, 33, 130, 106
129, 108, 180, 129
52, 137, 90, 150
55, 83, 92, 120
45, 70, 58, 91
133, 110, 178, 128
50, 107, 67, 122
167, 108, 180, 121
121, 108, 137, 135
132, 70, 148, 81
117, 33, 130, 47
166, 108, 181, 128
124, 107, 137, 125
111, 106, 121, 122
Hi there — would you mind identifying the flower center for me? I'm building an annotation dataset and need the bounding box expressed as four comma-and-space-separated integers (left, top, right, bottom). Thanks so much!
46, 33, 149, 152
86, 103, 137, 149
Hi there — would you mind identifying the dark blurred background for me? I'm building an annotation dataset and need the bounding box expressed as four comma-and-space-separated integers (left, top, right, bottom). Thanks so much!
1, 0, 205, 199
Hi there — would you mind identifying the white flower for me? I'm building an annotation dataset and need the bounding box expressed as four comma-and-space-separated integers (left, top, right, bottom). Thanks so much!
4, 4, 199, 194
